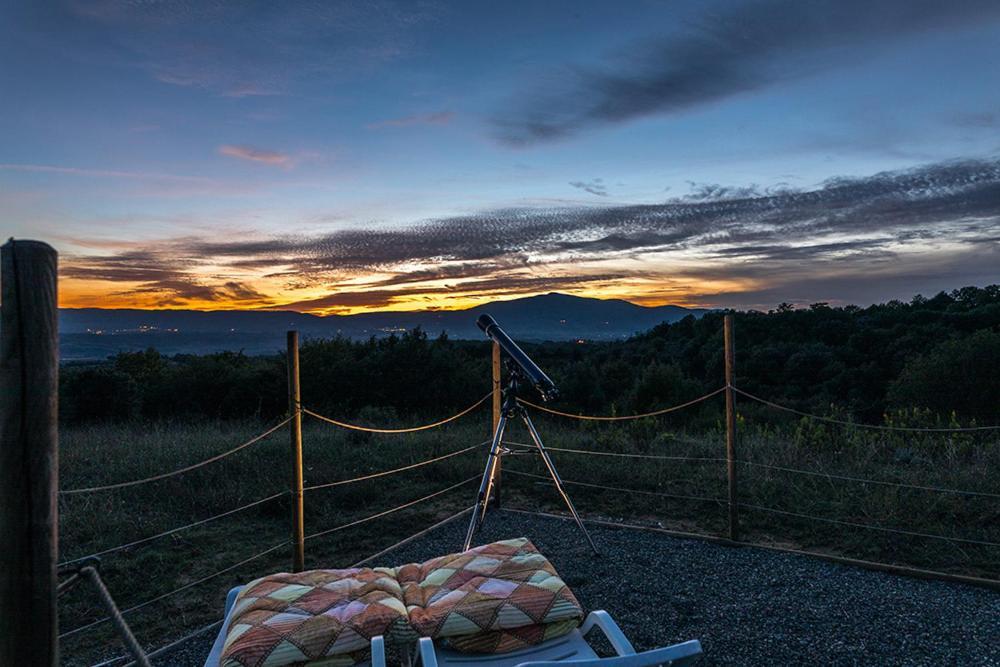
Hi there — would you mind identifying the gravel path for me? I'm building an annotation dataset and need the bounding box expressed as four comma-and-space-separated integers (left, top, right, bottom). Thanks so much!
165, 510, 999, 666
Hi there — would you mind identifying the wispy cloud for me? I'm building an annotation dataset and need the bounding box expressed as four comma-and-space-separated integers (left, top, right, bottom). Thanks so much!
493, 0, 1000, 145
569, 178, 608, 197
59, 157, 1000, 311
366, 111, 455, 129
218, 145, 294, 168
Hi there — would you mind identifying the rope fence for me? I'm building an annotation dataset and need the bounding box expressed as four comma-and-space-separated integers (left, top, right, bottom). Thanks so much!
738, 503, 1000, 548
58, 491, 288, 567
304, 442, 488, 491
517, 386, 726, 421
733, 387, 1000, 432
60, 418, 291, 495
304, 476, 479, 542
60, 539, 290, 640
736, 460, 1000, 500
303, 391, 491, 433
504, 469, 725, 505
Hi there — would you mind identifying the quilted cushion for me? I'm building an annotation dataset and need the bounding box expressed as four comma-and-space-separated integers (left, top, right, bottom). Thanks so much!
220, 568, 410, 667
393, 538, 584, 653
221, 538, 583, 665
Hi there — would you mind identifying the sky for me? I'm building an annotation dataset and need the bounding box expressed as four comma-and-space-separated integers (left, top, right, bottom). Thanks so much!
2, 0, 999, 314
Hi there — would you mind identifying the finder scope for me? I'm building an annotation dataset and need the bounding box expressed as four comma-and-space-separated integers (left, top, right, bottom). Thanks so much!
477, 314, 559, 402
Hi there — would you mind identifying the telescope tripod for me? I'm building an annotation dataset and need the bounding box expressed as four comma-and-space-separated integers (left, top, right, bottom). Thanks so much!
463, 370, 599, 554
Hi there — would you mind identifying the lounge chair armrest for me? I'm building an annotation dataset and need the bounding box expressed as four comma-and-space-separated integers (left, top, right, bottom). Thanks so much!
580, 610, 637, 656
416, 637, 439, 667
371, 636, 386, 667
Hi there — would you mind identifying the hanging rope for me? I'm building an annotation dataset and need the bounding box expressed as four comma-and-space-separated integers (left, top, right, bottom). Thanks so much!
304, 476, 478, 542
59, 491, 288, 567
505, 469, 724, 504
533, 444, 727, 464
60, 418, 291, 494
351, 506, 473, 567
517, 386, 725, 421
733, 388, 1000, 432
59, 540, 289, 640
304, 442, 488, 491
303, 391, 491, 433
737, 460, 1000, 500
740, 502, 1000, 547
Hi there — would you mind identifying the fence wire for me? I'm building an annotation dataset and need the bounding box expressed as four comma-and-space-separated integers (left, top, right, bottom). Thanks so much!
60, 418, 291, 495
351, 506, 473, 567
304, 442, 488, 491
533, 444, 728, 464
734, 387, 1000, 432
738, 460, 1000, 500
303, 391, 491, 433
59, 491, 288, 567
60, 540, 289, 640
505, 469, 724, 504
739, 502, 1000, 548
517, 386, 725, 421
304, 476, 478, 542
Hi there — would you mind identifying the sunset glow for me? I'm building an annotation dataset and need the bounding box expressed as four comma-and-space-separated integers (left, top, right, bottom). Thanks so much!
5, 1, 999, 315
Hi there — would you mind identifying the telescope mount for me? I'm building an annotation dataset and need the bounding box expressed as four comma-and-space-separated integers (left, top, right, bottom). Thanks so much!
463, 360, 599, 554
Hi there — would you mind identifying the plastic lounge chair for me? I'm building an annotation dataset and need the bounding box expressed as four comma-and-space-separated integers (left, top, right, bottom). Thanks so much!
204, 586, 386, 667
415, 610, 702, 667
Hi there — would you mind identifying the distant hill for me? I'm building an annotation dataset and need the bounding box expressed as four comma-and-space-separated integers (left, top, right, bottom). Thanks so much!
59, 293, 706, 360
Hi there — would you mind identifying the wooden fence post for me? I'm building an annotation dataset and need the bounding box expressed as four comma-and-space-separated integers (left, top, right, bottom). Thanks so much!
491, 341, 503, 508
724, 314, 740, 542
287, 331, 305, 572
1, 239, 59, 666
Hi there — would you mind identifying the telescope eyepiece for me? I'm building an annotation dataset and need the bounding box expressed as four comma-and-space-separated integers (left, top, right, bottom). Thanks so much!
476, 314, 497, 335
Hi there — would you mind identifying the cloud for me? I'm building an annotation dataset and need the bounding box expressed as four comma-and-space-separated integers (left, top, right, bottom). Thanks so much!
60, 157, 1000, 311
569, 179, 608, 197
493, 0, 1000, 145
271, 273, 631, 313
366, 111, 455, 129
218, 145, 293, 168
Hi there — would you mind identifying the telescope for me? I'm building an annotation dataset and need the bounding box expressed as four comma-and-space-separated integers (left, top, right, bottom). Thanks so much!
465, 314, 598, 554
476, 314, 559, 402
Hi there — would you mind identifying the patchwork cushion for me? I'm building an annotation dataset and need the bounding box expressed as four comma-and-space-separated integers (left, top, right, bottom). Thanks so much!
393, 538, 583, 653
221, 538, 583, 666
220, 568, 410, 667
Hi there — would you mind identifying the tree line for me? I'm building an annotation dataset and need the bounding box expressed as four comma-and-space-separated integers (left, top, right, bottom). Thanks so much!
60, 285, 1000, 426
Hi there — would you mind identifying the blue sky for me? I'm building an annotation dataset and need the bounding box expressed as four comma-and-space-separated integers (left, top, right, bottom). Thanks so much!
2, 0, 999, 312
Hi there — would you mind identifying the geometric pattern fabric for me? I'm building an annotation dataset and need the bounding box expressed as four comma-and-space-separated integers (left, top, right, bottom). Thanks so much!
221, 538, 583, 666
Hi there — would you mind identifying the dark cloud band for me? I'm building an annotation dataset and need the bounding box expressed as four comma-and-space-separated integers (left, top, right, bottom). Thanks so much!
492, 0, 1000, 145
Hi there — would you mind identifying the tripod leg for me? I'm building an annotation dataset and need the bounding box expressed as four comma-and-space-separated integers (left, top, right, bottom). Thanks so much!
522, 411, 599, 554
463, 413, 508, 551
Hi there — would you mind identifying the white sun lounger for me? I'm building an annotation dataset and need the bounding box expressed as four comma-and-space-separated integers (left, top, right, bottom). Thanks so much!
204, 586, 386, 667
415, 611, 702, 667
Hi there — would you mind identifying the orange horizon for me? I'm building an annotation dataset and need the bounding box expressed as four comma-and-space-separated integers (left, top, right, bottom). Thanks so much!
56, 277, 727, 316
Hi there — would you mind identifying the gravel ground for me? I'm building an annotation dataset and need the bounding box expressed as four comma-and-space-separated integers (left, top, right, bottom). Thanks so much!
165, 510, 999, 666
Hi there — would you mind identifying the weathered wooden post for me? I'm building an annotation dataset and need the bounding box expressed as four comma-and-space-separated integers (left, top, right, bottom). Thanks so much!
490, 341, 502, 507
724, 314, 740, 542
1, 239, 59, 666
287, 331, 305, 572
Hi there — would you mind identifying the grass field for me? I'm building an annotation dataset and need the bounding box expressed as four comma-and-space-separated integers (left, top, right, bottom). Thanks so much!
58, 403, 1000, 665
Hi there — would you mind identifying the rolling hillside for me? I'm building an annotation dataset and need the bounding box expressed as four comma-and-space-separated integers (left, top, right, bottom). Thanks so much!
60, 293, 706, 359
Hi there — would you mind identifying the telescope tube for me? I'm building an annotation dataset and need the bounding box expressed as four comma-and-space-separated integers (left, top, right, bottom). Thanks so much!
477, 314, 559, 401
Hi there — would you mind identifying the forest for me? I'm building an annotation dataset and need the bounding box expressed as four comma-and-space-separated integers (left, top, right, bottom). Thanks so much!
59, 285, 1000, 427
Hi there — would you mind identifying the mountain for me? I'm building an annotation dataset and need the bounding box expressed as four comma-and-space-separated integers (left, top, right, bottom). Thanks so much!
59, 293, 706, 360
